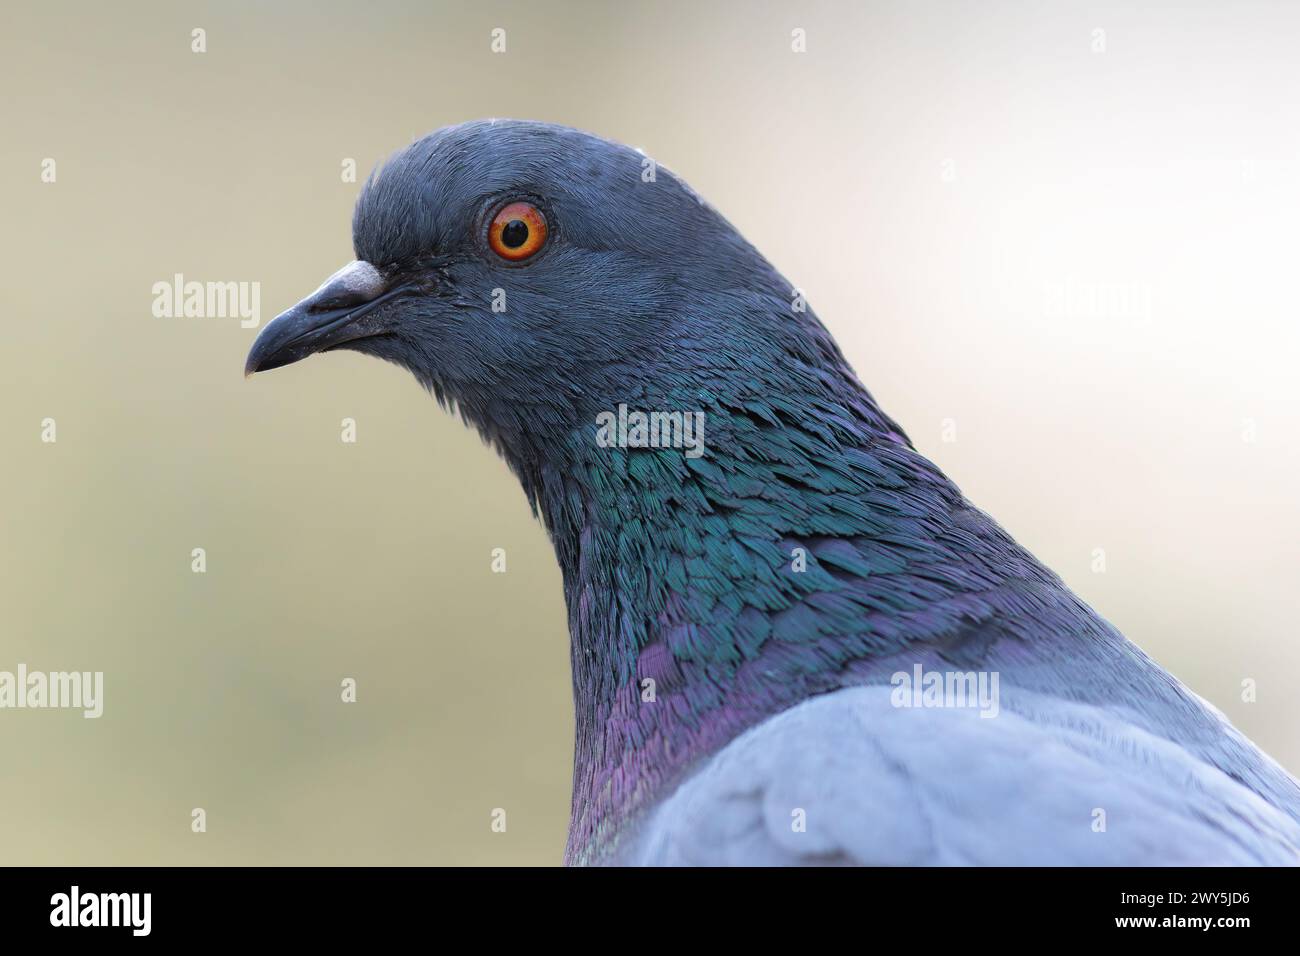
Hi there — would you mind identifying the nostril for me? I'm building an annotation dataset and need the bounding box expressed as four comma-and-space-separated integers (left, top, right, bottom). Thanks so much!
304, 260, 390, 314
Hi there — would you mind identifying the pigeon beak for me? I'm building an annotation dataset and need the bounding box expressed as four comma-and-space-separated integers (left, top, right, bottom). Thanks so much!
244, 260, 410, 376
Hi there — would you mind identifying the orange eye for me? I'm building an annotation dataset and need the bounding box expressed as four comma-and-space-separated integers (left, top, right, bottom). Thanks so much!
488, 201, 548, 261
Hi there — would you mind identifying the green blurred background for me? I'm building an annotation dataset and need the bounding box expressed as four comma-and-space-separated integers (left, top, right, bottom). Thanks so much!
2, 0, 1297, 864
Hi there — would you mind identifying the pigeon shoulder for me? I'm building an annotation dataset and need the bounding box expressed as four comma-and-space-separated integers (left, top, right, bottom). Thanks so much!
609, 683, 1300, 866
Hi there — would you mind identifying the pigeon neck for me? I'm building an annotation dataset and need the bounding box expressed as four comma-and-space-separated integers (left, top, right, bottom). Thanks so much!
526, 356, 925, 863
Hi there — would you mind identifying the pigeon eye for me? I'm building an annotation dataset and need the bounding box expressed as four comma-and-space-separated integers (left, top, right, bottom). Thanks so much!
488, 201, 548, 261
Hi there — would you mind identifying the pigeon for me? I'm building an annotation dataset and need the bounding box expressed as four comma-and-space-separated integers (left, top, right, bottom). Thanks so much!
245, 120, 1300, 866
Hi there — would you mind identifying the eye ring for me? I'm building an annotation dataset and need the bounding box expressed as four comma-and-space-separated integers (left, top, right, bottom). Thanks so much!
488, 201, 548, 261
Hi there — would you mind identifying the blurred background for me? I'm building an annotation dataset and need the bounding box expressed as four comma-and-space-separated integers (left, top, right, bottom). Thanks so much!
1, 0, 1297, 864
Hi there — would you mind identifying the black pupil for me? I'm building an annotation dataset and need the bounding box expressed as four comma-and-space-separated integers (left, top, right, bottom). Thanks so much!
501, 219, 529, 248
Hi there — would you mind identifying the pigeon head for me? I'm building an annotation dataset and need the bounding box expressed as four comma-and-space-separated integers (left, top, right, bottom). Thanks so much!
246, 120, 917, 861
245, 120, 840, 489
